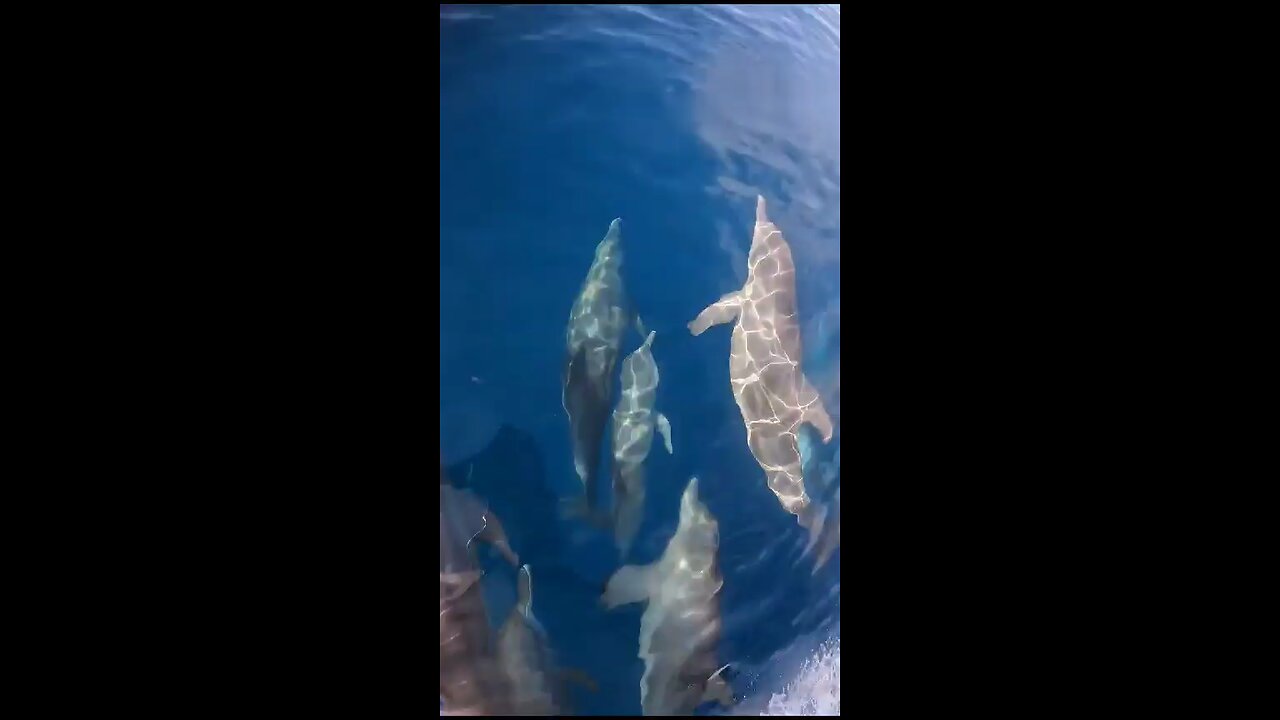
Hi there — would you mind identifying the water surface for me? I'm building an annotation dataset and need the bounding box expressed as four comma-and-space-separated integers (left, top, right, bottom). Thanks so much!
441, 5, 840, 714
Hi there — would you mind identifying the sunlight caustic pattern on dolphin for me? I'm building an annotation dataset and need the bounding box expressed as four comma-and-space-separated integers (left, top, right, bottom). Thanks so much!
602, 477, 734, 715
688, 195, 834, 541
610, 329, 673, 557
562, 218, 631, 523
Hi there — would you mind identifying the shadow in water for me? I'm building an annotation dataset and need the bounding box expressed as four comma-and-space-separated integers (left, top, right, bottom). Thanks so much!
444, 424, 564, 567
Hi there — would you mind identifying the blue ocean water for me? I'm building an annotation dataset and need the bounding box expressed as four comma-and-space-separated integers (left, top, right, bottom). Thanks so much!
440, 5, 840, 715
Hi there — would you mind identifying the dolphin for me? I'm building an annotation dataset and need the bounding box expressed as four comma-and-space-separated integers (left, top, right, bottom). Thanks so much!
601, 477, 734, 715
441, 481, 520, 570
440, 472, 520, 715
610, 329, 673, 557
797, 429, 841, 571
688, 195, 834, 544
812, 482, 840, 571
496, 565, 598, 715
562, 218, 632, 524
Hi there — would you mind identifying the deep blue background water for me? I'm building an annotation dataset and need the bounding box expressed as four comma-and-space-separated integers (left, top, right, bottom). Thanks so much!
440, 5, 840, 714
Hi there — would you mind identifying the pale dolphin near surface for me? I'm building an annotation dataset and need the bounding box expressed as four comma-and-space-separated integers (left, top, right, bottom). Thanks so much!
562, 218, 632, 525
610, 329, 673, 557
496, 565, 598, 715
688, 195, 834, 550
602, 477, 734, 715
440, 474, 520, 715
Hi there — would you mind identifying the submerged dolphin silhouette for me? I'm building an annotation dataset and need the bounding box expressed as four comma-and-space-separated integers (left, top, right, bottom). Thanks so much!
562, 218, 631, 524
496, 564, 598, 715
602, 477, 734, 715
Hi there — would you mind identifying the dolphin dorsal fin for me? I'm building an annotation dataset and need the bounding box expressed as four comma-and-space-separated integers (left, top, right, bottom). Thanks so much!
602, 562, 657, 609
517, 564, 533, 615
656, 412, 673, 454
517, 564, 549, 637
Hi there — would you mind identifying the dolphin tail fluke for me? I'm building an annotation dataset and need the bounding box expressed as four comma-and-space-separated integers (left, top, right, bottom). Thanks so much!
703, 664, 735, 707
601, 562, 657, 609
656, 412, 673, 454
689, 290, 743, 336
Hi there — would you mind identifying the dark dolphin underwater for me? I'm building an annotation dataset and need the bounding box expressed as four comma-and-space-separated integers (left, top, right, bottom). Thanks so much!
440, 5, 841, 715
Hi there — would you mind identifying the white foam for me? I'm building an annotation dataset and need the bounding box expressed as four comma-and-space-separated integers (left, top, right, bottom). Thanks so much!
759, 639, 840, 716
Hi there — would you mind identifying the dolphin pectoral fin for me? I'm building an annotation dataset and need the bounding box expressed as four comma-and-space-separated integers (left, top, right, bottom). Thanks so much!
702, 664, 735, 707
800, 374, 834, 443
635, 313, 647, 339
689, 290, 743, 336
656, 412, 673, 454
558, 667, 600, 693
602, 562, 656, 609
